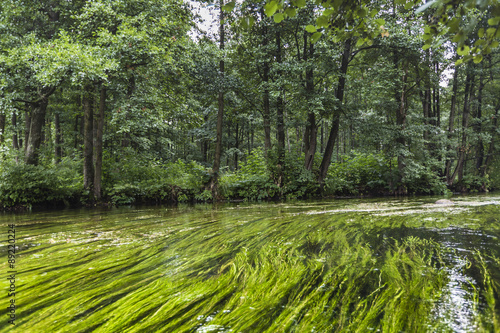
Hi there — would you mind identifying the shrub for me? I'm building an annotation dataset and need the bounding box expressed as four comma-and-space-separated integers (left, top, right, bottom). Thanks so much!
220, 148, 277, 200
0, 158, 83, 208
324, 152, 394, 195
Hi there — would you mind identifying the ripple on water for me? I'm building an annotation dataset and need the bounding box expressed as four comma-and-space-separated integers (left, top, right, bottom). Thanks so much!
430, 256, 479, 333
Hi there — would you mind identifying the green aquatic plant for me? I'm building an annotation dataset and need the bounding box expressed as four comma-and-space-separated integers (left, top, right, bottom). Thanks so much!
1, 197, 500, 332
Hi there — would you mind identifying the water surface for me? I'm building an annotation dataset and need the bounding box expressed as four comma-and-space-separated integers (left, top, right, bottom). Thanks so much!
1, 195, 500, 332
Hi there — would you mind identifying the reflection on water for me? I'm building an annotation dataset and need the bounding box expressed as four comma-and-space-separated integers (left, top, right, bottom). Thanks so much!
431, 256, 478, 332
0, 195, 499, 332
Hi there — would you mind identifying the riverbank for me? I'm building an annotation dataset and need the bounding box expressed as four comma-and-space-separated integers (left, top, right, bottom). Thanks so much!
1, 153, 498, 212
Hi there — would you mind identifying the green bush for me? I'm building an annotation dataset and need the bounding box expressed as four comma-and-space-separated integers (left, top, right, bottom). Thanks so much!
104, 154, 210, 204
403, 160, 448, 195
324, 152, 394, 195
282, 151, 319, 199
220, 148, 278, 200
0, 158, 83, 208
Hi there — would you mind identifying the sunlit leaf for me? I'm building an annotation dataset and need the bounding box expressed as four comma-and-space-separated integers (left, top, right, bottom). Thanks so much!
473, 54, 483, 63
323, 9, 334, 16
316, 15, 329, 28
264, 1, 278, 17
305, 25, 317, 33
457, 45, 470, 56
274, 13, 284, 23
488, 17, 500, 26
311, 32, 322, 43
295, 0, 306, 8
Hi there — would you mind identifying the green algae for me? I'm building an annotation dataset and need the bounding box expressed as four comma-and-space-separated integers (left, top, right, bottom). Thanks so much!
1, 196, 499, 332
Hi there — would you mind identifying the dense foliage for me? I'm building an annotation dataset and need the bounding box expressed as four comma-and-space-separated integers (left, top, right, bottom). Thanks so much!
1, 0, 500, 209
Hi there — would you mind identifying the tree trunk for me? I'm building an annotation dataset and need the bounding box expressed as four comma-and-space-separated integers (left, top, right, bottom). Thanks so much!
54, 112, 62, 163
210, 0, 225, 198
83, 84, 94, 193
25, 99, 49, 165
451, 67, 474, 189
434, 62, 441, 128
0, 113, 5, 145
276, 29, 285, 188
445, 61, 459, 185
318, 39, 351, 184
261, 10, 272, 153
303, 34, 317, 171
12, 111, 19, 150
93, 85, 106, 200
475, 72, 485, 171
396, 61, 408, 194
24, 109, 31, 153
234, 121, 239, 170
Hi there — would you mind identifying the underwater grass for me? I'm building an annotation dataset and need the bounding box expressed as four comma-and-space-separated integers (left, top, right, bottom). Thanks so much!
1, 197, 499, 332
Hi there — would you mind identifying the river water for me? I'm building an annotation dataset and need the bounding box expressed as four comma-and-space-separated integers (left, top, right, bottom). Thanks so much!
1, 195, 499, 332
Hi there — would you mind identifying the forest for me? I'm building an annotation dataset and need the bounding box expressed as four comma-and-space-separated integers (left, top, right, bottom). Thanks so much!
1, 0, 500, 209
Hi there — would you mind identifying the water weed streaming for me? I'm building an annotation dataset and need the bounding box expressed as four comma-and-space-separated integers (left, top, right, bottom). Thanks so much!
1, 195, 499, 332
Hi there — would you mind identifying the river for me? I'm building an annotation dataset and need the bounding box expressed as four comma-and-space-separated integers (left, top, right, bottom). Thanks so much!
1, 194, 499, 332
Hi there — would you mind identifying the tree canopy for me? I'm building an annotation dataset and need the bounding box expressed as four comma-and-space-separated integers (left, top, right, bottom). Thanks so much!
0, 0, 499, 209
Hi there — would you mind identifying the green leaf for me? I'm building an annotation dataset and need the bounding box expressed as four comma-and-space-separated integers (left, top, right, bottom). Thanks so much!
285, 7, 297, 17
323, 9, 334, 16
448, 18, 459, 33
264, 1, 278, 17
311, 32, 322, 43
375, 19, 385, 26
422, 44, 431, 50
455, 58, 463, 66
274, 13, 284, 23
478, 28, 485, 38
357, 8, 367, 18
473, 54, 483, 64
488, 17, 500, 26
305, 25, 317, 33
316, 15, 329, 28
222, 1, 236, 12
487, 28, 496, 37
452, 32, 463, 43
356, 38, 365, 47
295, 0, 306, 8
457, 45, 470, 56
491, 40, 499, 48
333, 0, 342, 11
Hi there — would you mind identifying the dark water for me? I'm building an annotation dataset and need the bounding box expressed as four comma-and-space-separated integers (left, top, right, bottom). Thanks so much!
1, 195, 499, 332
